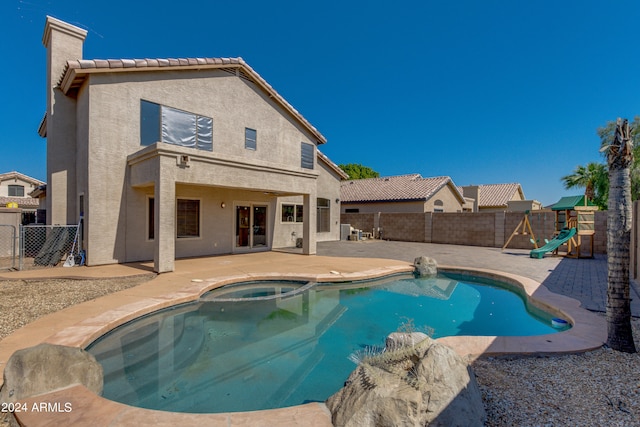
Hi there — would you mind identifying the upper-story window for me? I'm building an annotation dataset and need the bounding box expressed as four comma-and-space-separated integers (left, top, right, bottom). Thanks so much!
245, 128, 257, 150
434, 199, 444, 213
8, 185, 24, 197
140, 100, 213, 151
301, 142, 314, 169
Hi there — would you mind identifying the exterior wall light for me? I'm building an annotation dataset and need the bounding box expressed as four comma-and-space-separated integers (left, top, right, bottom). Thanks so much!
221, 202, 226, 208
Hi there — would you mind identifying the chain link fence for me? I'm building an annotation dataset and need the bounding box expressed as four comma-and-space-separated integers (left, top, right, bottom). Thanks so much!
0, 225, 17, 270
19, 225, 80, 271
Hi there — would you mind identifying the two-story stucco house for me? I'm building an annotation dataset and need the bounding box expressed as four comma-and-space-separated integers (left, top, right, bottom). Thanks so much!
0, 171, 44, 208
0, 171, 45, 224
41, 17, 347, 272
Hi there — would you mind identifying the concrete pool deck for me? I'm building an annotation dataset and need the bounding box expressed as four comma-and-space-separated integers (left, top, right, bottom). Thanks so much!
0, 241, 623, 426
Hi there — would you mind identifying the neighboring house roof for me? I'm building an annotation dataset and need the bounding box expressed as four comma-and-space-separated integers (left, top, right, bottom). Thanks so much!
479, 183, 524, 207
317, 150, 349, 180
0, 171, 45, 187
472, 183, 525, 208
341, 174, 464, 203
51, 57, 326, 145
0, 196, 39, 209
29, 184, 47, 199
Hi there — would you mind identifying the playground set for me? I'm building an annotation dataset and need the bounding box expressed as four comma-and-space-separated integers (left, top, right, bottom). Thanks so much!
502, 195, 597, 259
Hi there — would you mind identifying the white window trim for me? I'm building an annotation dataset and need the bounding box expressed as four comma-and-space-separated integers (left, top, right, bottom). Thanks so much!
280, 203, 304, 224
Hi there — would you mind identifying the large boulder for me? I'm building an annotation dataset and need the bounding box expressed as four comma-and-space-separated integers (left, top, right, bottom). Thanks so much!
326, 333, 485, 427
414, 256, 438, 278
0, 343, 103, 402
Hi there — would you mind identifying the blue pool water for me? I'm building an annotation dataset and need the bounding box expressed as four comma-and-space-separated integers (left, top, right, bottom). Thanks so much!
87, 273, 565, 414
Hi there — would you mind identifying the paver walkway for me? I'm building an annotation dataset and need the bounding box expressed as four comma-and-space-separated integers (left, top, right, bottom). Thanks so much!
316, 240, 640, 316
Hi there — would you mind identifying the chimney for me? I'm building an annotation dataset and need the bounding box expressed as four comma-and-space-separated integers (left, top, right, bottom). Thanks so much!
42, 17, 87, 115
462, 185, 480, 213
42, 17, 87, 225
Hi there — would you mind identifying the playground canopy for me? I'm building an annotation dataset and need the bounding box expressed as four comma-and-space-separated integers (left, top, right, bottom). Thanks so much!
551, 195, 597, 211
548, 195, 597, 258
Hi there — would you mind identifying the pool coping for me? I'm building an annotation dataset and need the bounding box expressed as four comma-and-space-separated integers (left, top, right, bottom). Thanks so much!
4, 261, 606, 426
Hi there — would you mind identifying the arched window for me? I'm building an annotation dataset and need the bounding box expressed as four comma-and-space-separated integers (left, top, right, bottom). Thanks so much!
433, 200, 444, 213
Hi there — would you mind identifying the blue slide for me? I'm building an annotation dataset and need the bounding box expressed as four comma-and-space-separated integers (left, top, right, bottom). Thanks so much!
529, 227, 577, 259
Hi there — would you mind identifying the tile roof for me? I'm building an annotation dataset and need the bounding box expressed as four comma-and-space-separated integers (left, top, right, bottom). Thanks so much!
477, 183, 524, 207
56, 57, 326, 144
0, 196, 39, 209
341, 174, 462, 203
0, 171, 45, 186
317, 150, 349, 180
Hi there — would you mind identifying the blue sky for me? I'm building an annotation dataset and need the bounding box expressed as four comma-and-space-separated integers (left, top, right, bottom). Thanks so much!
2, 0, 639, 205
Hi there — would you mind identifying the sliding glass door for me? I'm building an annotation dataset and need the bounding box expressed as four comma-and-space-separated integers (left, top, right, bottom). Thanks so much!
235, 204, 268, 250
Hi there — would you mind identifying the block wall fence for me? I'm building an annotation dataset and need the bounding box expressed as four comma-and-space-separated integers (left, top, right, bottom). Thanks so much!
341, 210, 609, 254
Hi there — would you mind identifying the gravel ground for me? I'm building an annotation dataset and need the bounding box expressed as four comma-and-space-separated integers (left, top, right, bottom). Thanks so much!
0, 274, 154, 427
0, 275, 639, 426
0, 275, 155, 341
473, 317, 640, 427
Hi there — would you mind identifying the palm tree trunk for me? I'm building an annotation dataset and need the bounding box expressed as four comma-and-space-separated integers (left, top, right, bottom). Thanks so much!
606, 118, 637, 353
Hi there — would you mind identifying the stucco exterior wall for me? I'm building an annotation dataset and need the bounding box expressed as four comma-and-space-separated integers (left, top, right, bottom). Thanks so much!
507, 200, 542, 212
124, 185, 279, 263
316, 159, 344, 242
0, 177, 40, 198
424, 185, 464, 212
271, 159, 343, 248
88, 70, 319, 164
342, 201, 425, 214
44, 20, 85, 226
0, 209, 21, 228
76, 70, 331, 265
273, 195, 305, 248
0, 209, 20, 261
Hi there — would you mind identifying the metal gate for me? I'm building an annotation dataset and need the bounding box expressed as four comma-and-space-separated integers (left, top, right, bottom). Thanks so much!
0, 224, 17, 270
19, 225, 78, 270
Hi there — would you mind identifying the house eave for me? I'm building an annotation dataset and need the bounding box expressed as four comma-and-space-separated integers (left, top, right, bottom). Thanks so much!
59, 59, 327, 145
38, 113, 47, 138
317, 150, 348, 180
341, 198, 427, 204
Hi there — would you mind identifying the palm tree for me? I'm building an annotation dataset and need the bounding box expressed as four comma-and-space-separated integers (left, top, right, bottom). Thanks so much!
599, 115, 640, 202
561, 162, 608, 207
605, 118, 636, 353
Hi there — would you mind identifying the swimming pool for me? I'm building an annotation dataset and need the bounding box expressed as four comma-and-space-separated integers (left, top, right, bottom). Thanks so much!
87, 272, 567, 414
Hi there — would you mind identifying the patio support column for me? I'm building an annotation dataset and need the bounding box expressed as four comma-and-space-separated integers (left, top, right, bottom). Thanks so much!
302, 191, 317, 255
154, 157, 176, 273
